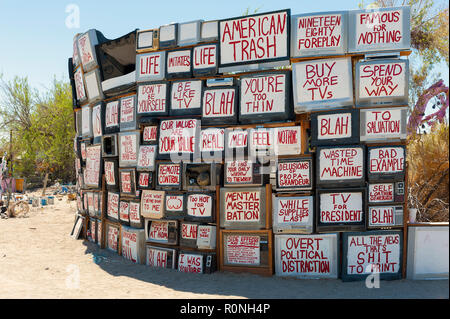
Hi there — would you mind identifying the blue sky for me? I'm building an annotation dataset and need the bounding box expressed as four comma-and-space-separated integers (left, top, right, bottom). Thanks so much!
0, 0, 448, 95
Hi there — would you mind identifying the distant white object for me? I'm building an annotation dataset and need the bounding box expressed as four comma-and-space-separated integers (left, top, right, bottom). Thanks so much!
407, 225, 449, 280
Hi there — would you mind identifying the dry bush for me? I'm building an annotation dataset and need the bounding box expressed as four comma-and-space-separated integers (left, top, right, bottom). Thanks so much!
407, 123, 449, 222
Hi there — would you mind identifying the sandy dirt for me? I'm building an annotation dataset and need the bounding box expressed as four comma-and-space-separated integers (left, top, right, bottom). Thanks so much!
0, 191, 448, 299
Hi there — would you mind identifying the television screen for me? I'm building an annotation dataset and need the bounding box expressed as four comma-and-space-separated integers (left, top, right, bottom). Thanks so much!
348, 6, 411, 53
87, 218, 96, 243
178, 20, 202, 46
77, 29, 107, 73
200, 127, 225, 161
368, 205, 404, 229
84, 68, 104, 104
368, 182, 405, 204
165, 192, 186, 220
159, 23, 178, 49
355, 59, 409, 107
104, 100, 120, 133
273, 195, 314, 234
145, 219, 178, 245
292, 57, 353, 113
136, 29, 159, 52
248, 128, 274, 159
106, 191, 120, 222
119, 199, 130, 225
224, 160, 267, 187
72, 34, 81, 68
118, 131, 140, 167
81, 105, 92, 138
74, 68, 87, 104
222, 231, 270, 268
141, 190, 165, 219
193, 44, 218, 77
220, 187, 267, 230
218, 10, 290, 71
121, 226, 146, 264
137, 81, 169, 118
360, 107, 407, 143
166, 49, 193, 79
183, 162, 222, 191
273, 126, 303, 156
276, 157, 313, 191
137, 145, 157, 171
170, 80, 203, 116
119, 168, 137, 196
136, 51, 166, 82
106, 223, 120, 253
156, 162, 182, 190
137, 171, 155, 190
84, 144, 102, 189
180, 221, 200, 248
197, 225, 217, 250
341, 230, 403, 281
202, 86, 238, 125
129, 200, 144, 229
310, 109, 360, 146
185, 192, 215, 223
200, 20, 218, 42
239, 71, 293, 124
87, 192, 95, 217
142, 124, 159, 144
104, 159, 119, 190
146, 245, 177, 269
158, 119, 201, 161
91, 103, 104, 144
224, 128, 249, 160
101, 133, 118, 158
274, 233, 339, 278
119, 94, 138, 131
291, 11, 347, 58
367, 145, 406, 182
97, 220, 102, 246
178, 251, 217, 274
316, 145, 365, 188
316, 188, 366, 232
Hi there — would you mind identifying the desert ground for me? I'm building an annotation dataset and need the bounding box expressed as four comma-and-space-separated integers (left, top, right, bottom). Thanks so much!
0, 190, 448, 299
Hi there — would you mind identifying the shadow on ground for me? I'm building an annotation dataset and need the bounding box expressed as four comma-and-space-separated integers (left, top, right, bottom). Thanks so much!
82, 241, 449, 299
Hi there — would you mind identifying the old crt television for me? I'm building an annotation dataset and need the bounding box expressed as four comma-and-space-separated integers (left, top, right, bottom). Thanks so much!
140, 190, 165, 219
197, 225, 217, 250
248, 127, 274, 159
169, 79, 203, 116
73, 67, 87, 105
221, 230, 272, 275
136, 81, 169, 118
367, 145, 406, 182
274, 233, 339, 279
273, 126, 303, 157
291, 11, 348, 58
368, 182, 405, 204
145, 219, 179, 246
119, 198, 130, 226
193, 43, 218, 77
87, 217, 97, 243
84, 68, 104, 104
178, 251, 217, 274
166, 48, 193, 79
137, 171, 155, 190
97, 30, 137, 97
68, 58, 78, 108
182, 162, 222, 191
146, 245, 177, 269
367, 205, 404, 229
106, 191, 120, 222
224, 127, 249, 160
159, 23, 178, 49
137, 144, 157, 172
118, 130, 140, 168
119, 94, 138, 131
165, 192, 186, 220
316, 145, 366, 188
220, 187, 268, 230
141, 124, 159, 145
106, 222, 120, 253
276, 157, 313, 192
355, 59, 409, 107
272, 195, 314, 234
77, 29, 108, 73
84, 144, 103, 189
104, 99, 120, 133
156, 162, 182, 190
102, 133, 118, 158
179, 221, 201, 248
200, 20, 218, 42
316, 188, 367, 233
292, 57, 353, 113
129, 200, 144, 229
360, 107, 407, 143
178, 20, 202, 46
224, 160, 268, 187
200, 127, 225, 162
104, 158, 119, 190
201, 86, 238, 125
347, 6, 411, 53
81, 104, 92, 138
310, 109, 360, 146
341, 230, 403, 281
121, 226, 146, 264
136, 29, 159, 52
185, 192, 216, 223
136, 51, 166, 82
119, 168, 137, 196
239, 71, 293, 124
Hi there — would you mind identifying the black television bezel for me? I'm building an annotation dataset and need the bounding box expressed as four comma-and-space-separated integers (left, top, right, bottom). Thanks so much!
201, 86, 239, 125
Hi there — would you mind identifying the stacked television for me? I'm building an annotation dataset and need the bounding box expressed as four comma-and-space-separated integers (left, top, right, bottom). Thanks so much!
70, 5, 411, 281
